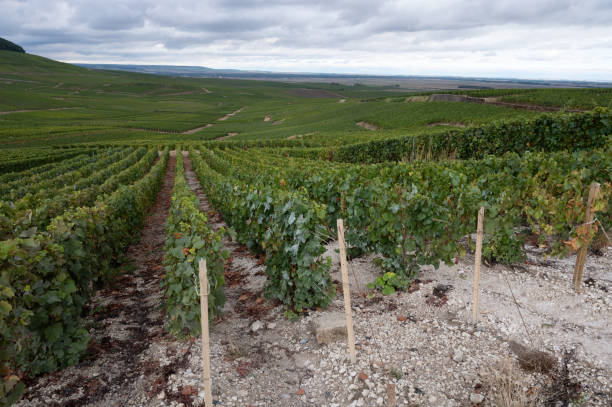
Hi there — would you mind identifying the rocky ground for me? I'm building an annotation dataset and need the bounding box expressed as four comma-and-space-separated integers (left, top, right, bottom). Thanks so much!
159, 244, 611, 407
16, 152, 611, 406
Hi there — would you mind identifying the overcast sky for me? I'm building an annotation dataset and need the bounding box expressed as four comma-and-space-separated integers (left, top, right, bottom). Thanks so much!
2, 0, 612, 80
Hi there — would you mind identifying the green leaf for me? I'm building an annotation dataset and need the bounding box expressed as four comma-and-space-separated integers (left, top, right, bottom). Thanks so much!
5, 381, 25, 405
381, 286, 395, 296
0, 300, 12, 315
45, 323, 63, 342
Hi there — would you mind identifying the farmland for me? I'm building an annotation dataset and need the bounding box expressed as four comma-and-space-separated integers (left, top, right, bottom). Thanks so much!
1, 49, 612, 406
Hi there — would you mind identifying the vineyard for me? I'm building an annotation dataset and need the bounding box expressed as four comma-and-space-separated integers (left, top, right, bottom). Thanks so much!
1, 49, 612, 406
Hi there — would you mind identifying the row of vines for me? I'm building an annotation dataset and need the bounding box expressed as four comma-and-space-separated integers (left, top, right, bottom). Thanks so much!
162, 152, 227, 336
0, 147, 160, 239
0, 147, 92, 174
0, 148, 169, 404
201, 142, 610, 280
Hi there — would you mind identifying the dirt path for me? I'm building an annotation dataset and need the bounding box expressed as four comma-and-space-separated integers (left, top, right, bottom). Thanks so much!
182, 123, 213, 134
214, 132, 239, 141
0, 77, 39, 83
405, 95, 429, 102
427, 121, 467, 127
356, 121, 378, 131
16, 155, 180, 407
131, 105, 247, 136
129, 105, 245, 135
218, 107, 244, 121
127, 124, 213, 135
0, 107, 78, 115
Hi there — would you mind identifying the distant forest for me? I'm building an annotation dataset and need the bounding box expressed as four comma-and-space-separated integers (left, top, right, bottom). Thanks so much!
0, 37, 25, 53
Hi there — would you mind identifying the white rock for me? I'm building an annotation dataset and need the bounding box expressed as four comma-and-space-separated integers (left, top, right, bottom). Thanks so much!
251, 320, 264, 332
157, 391, 165, 400
452, 350, 464, 363
470, 393, 485, 403
267, 322, 277, 330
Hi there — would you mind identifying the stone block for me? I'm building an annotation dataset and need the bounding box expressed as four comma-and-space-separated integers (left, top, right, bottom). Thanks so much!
313, 312, 347, 344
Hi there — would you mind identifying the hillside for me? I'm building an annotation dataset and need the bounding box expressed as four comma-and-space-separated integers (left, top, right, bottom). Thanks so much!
0, 37, 25, 53
1, 51, 610, 151
0, 50, 85, 73
0, 51, 548, 149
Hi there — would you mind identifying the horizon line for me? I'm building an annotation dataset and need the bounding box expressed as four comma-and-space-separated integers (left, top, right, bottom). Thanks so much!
68, 61, 612, 85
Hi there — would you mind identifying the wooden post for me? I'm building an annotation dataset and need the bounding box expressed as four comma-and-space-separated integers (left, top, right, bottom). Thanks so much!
472, 207, 485, 321
386, 383, 397, 406
572, 183, 601, 291
199, 259, 213, 407
337, 219, 356, 363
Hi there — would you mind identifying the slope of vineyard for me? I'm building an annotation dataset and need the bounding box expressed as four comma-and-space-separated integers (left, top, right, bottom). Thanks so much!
1, 51, 611, 406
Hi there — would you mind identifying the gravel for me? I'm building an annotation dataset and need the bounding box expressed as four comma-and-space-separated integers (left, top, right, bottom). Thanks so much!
153, 244, 611, 407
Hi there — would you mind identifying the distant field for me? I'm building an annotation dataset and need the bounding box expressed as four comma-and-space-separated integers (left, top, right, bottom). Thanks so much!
5, 50, 606, 148
76, 62, 612, 91
2, 51, 611, 149
380, 88, 612, 110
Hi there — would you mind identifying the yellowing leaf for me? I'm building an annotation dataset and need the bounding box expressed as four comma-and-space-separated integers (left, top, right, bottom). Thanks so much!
564, 238, 579, 252
0, 300, 13, 315
1, 287, 14, 298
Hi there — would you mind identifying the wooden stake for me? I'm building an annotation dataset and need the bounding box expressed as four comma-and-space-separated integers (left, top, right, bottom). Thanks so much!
572, 182, 601, 291
472, 207, 485, 321
386, 383, 397, 407
199, 259, 213, 407
337, 219, 356, 363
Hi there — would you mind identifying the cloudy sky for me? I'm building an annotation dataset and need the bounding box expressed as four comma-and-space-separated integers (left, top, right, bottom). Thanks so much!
2, 0, 612, 80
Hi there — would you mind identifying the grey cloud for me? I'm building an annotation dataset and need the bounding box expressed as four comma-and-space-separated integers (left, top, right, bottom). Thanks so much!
71, 2, 149, 31
1, 0, 611, 79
